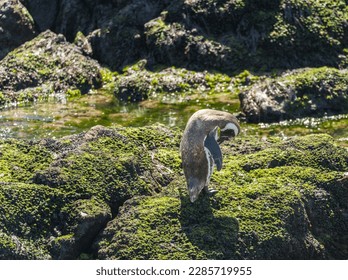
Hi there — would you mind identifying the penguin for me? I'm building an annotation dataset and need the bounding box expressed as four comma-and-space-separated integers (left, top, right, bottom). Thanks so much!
180, 109, 240, 202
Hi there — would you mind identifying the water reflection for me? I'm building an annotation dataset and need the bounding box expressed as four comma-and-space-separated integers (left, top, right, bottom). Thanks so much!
0, 91, 347, 147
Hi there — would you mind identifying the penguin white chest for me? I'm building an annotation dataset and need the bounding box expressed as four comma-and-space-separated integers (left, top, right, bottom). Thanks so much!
204, 146, 214, 186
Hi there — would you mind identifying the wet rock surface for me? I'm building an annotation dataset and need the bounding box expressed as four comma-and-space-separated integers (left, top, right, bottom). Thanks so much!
0, 125, 347, 259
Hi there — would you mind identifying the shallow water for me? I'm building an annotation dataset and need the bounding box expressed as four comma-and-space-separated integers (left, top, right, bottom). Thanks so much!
0, 90, 347, 146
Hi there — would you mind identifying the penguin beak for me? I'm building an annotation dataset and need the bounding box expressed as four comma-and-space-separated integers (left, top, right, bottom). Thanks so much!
218, 129, 237, 143
190, 195, 198, 203
218, 136, 230, 144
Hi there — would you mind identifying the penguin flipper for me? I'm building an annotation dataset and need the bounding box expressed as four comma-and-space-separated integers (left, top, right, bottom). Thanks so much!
204, 131, 223, 171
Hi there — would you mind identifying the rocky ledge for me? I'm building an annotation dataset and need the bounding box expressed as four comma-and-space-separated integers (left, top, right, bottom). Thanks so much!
0, 125, 347, 259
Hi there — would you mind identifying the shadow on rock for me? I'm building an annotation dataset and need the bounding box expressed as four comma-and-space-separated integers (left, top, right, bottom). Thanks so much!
179, 194, 239, 259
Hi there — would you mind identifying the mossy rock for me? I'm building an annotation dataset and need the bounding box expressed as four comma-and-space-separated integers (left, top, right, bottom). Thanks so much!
143, 0, 348, 71
239, 67, 348, 123
0, 125, 347, 259
0, 0, 37, 60
15, 0, 348, 72
114, 60, 233, 102
33, 125, 178, 214
0, 230, 51, 260
0, 30, 102, 108
95, 133, 348, 260
0, 124, 180, 259
0, 182, 67, 259
50, 198, 112, 259
0, 139, 53, 183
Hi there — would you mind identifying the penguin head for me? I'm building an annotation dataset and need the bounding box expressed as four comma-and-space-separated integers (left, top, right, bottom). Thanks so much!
219, 122, 240, 143
188, 178, 204, 203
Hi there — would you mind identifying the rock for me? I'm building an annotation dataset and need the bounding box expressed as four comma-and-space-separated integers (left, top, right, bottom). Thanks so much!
50, 198, 112, 259
0, 0, 37, 60
87, 0, 167, 70
33, 125, 176, 212
0, 124, 179, 259
0, 182, 67, 259
19, 0, 58, 31
16, 0, 348, 71
73, 31, 93, 57
0, 125, 347, 259
94, 133, 348, 260
144, 15, 239, 71
239, 67, 348, 123
0, 30, 102, 108
113, 60, 232, 102
141, 0, 348, 71
20, 0, 93, 41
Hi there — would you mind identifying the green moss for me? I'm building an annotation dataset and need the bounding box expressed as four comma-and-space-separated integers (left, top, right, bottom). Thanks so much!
34, 125, 178, 211
154, 148, 182, 172
0, 232, 16, 252
0, 30, 102, 107
0, 183, 67, 239
96, 133, 348, 259
55, 234, 74, 241
66, 88, 82, 99
114, 62, 241, 102
1, 125, 347, 259
73, 31, 85, 45
271, 0, 348, 47
232, 70, 260, 89
0, 230, 51, 259
116, 124, 181, 149
0, 139, 53, 182
0, 91, 4, 105
144, 16, 171, 42
97, 196, 210, 259
100, 68, 118, 85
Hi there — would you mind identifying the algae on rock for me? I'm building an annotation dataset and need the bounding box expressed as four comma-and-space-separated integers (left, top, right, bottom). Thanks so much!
19, 0, 348, 72
0, 0, 37, 60
114, 60, 233, 102
0, 30, 102, 109
0, 125, 347, 260
94, 133, 348, 260
0, 124, 178, 259
239, 67, 348, 123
